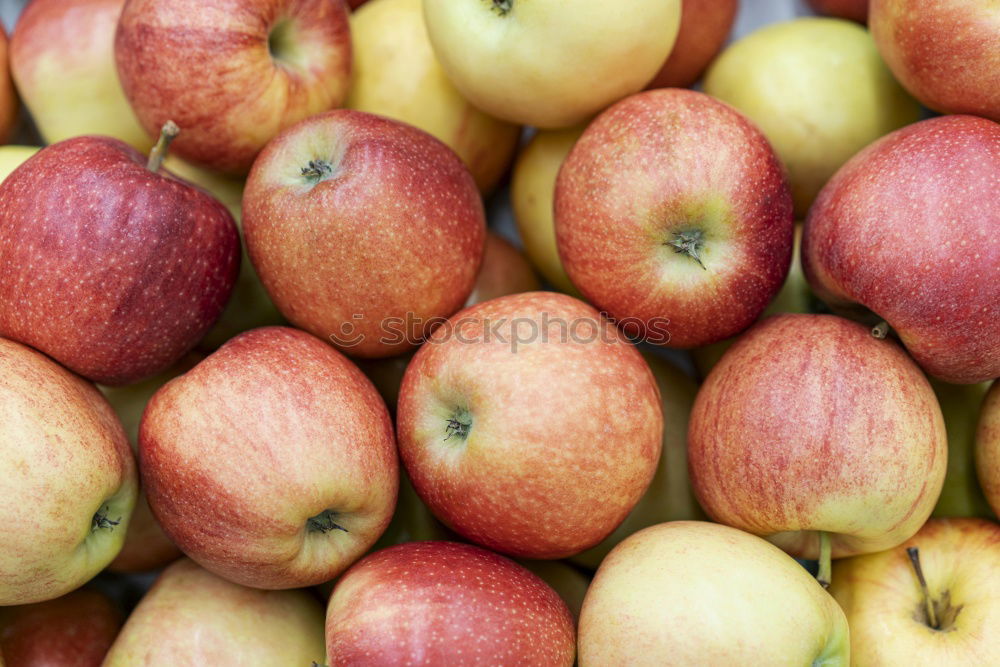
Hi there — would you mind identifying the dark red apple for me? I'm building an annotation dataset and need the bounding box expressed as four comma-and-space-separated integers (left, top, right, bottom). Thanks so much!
0, 589, 122, 667
803, 115, 1000, 384
243, 110, 486, 358
646, 0, 739, 89
807, 0, 868, 23
555, 88, 794, 348
0, 127, 240, 385
326, 541, 575, 665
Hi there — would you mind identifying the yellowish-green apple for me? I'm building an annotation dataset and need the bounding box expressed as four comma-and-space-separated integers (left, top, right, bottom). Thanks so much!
0, 338, 137, 605
975, 382, 1000, 517
0, 146, 39, 181
931, 380, 995, 519
519, 560, 590, 621
830, 518, 1000, 665
704, 17, 921, 215
578, 521, 850, 665
422, 0, 682, 128
10, 0, 152, 150
570, 353, 704, 570
347, 0, 521, 193
510, 127, 583, 295
0, 28, 17, 144
103, 558, 326, 665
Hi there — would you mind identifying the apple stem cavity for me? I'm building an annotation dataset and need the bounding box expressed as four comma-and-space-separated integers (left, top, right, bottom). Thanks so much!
443, 408, 473, 442
666, 229, 708, 270
301, 159, 335, 185
306, 509, 349, 535
816, 531, 832, 589
491, 0, 513, 16
907, 546, 940, 630
146, 121, 180, 172
871, 320, 891, 339
91, 505, 121, 532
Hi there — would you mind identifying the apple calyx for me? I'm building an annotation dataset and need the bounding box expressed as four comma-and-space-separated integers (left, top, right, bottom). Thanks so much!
146, 121, 180, 172
300, 159, 336, 185
91, 506, 122, 532
666, 229, 708, 270
306, 509, 349, 534
816, 530, 832, 589
443, 408, 473, 442
907, 546, 962, 632
871, 320, 891, 339
490, 0, 513, 16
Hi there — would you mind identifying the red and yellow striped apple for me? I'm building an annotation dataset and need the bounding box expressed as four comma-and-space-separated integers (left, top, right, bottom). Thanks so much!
646, 0, 738, 89
975, 381, 1000, 517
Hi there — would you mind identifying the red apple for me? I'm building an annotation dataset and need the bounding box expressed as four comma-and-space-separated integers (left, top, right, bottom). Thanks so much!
115, 0, 352, 173
803, 115, 1000, 384
555, 88, 794, 348
976, 381, 1000, 516
870, 0, 1000, 121
139, 326, 398, 589
646, 0, 739, 89
0, 589, 122, 666
397, 291, 663, 559
348, 0, 368, 7
0, 28, 17, 144
689, 314, 946, 581
807, 0, 869, 23
0, 128, 240, 385
243, 110, 486, 358
326, 541, 575, 665
0, 338, 137, 605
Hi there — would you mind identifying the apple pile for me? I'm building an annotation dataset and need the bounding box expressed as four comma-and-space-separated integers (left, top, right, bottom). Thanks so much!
0, 0, 998, 664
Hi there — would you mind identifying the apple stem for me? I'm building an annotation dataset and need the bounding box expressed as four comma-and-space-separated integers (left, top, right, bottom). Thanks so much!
146, 121, 180, 172
907, 547, 939, 629
816, 531, 832, 589
666, 229, 708, 270
871, 321, 890, 339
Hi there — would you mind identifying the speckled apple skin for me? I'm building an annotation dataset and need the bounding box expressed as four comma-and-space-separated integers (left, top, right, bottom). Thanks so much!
139, 326, 398, 589
326, 541, 575, 666
646, 0, 738, 89
103, 558, 326, 665
397, 291, 663, 559
243, 110, 486, 358
803, 115, 1000, 384
555, 89, 794, 348
115, 0, 351, 174
975, 381, 1000, 516
689, 314, 946, 559
0, 589, 122, 666
0, 136, 240, 386
870, 0, 1000, 121
0, 338, 137, 605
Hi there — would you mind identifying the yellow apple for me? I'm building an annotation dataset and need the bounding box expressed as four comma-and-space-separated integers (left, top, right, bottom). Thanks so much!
570, 353, 704, 570
348, 0, 521, 193
422, 0, 681, 128
10, 0, 152, 150
579, 521, 850, 665
704, 18, 921, 215
510, 127, 584, 295
830, 518, 1000, 665
0, 146, 39, 182
932, 380, 995, 519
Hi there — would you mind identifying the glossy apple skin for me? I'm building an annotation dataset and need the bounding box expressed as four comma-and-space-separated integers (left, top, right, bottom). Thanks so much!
803, 115, 1000, 384
570, 353, 704, 570
422, 0, 681, 128
830, 518, 1000, 664
11, 0, 150, 150
579, 521, 850, 666
0, 338, 137, 605
704, 17, 920, 215
326, 541, 575, 665
511, 126, 584, 296
243, 110, 485, 358
0, 137, 240, 386
690, 314, 946, 559
871, 0, 1000, 121
397, 292, 663, 559
555, 88, 794, 348
976, 382, 1000, 517
0, 589, 122, 667
104, 558, 326, 665
115, 0, 351, 173
808, 0, 869, 22
347, 0, 520, 193
140, 327, 398, 589
931, 380, 995, 519
646, 0, 738, 89
0, 28, 17, 144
